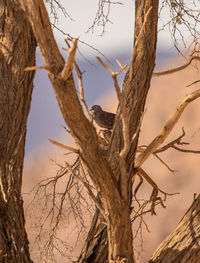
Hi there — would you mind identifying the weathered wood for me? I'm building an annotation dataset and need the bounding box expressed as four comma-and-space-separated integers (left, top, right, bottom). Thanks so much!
0, 0, 36, 262
150, 194, 200, 263
19, 0, 157, 261
77, 0, 159, 261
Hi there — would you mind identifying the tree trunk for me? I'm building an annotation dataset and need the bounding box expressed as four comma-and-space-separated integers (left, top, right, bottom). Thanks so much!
18, 0, 158, 261
0, 0, 36, 262
77, 0, 159, 261
149, 194, 200, 263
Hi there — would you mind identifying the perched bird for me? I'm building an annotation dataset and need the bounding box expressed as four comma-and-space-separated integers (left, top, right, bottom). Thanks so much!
90, 105, 115, 130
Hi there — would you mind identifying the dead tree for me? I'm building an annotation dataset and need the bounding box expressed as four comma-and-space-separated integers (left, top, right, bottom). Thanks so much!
18, 0, 159, 262
1, 0, 200, 262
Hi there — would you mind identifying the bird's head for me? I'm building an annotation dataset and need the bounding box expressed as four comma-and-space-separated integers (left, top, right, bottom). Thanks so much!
90, 105, 102, 114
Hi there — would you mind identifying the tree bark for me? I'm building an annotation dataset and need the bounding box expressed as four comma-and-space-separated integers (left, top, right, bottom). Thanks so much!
77, 0, 159, 262
18, 0, 158, 261
0, 0, 36, 262
149, 194, 200, 263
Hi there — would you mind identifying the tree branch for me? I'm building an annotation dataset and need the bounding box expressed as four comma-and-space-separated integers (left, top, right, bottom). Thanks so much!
65, 161, 105, 218
18, 0, 64, 72
172, 145, 200, 154
97, 57, 130, 200
74, 62, 92, 122
153, 56, 200, 77
135, 88, 200, 168
48, 138, 78, 153
60, 38, 78, 80
19, 0, 123, 225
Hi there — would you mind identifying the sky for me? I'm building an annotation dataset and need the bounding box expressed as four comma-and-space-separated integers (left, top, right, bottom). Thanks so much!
47, 0, 181, 58
48, 0, 197, 55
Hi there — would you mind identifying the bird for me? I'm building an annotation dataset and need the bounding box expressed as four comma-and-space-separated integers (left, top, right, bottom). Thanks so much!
90, 105, 115, 130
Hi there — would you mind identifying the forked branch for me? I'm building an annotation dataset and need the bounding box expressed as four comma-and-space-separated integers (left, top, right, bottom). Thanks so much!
60, 38, 78, 80
97, 57, 131, 201
137, 168, 178, 215
96, 56, 129, 158
135, 88, 200, 168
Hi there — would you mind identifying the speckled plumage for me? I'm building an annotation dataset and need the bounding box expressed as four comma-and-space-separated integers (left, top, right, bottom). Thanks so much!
90, 105, 115, 130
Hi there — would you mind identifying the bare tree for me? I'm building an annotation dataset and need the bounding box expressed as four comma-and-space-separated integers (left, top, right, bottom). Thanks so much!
1, 0, 200, 262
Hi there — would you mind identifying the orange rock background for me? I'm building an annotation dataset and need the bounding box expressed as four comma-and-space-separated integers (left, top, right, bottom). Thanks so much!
23, 56, 200, 262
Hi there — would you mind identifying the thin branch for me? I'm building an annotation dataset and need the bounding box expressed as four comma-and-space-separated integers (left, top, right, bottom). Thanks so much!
25, 65, 49, 71
96, 56, 114, 74
74, 63, 92, 122
155, 128, 185, 153
153, 153, 175, 173
96, 56, 128, 76
153, 56, 200, 77
97, 56, 129, 158
135, 88, 200, 168
116, 59, 127, 73
138, 168, 178, 215
186, 79, 200, 87
172, 145, 200, 154
49, 138, 78, 153
138, 168, 162, 215
65, 161, 105, 217
60, 38, 78, 80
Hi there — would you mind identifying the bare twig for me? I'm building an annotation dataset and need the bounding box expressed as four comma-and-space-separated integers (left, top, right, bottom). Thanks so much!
97, 56, 129, 158
49, 138, 78, 153
86, 0, 123, 36
116, 59, 127, 73
153, 153, 175, 173
172, 145, 200, 154
135, 88, 200, 168
74, 63, 92, 121
25, 65, 49, 71
138, 168, 179, 215
60, 38, 78, 80
155, 128, 186, 153
153, 56, 200, 77
65, 161, 105, 217
186, 79, 200, 87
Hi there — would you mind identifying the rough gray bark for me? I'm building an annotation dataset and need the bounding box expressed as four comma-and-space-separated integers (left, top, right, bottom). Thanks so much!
0, 0, 36, 262
150, 194, 200, 263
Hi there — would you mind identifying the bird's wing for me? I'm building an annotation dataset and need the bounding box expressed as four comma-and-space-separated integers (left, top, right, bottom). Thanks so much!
101, 112, 115, 127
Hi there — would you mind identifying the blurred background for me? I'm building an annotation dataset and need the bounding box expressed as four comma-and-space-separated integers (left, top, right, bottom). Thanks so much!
22, 1, 200, 262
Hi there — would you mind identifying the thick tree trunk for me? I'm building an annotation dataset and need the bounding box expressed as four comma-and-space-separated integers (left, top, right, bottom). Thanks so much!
0, 0, 36, 262
106, 202, 133, 262
77, 0, 159, 261
149, 194, 200, 263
